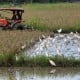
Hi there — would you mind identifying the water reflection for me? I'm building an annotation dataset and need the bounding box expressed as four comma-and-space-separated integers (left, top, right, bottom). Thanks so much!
0, 67, 80, 80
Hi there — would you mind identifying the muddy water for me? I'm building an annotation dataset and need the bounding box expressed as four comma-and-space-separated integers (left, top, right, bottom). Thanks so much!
0, 67, 80, 80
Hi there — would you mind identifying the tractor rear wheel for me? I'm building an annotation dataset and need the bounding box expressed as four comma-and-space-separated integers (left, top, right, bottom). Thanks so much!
13, 23, 26, 30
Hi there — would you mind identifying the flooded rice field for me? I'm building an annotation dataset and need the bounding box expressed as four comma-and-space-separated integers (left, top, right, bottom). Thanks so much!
0, 67, 80, 80
24, 32, 80, 59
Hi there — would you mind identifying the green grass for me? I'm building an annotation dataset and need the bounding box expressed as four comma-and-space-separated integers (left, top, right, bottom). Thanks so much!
26, 17, 48, 31
0, 53, 80, 67
23, 3, 80, 10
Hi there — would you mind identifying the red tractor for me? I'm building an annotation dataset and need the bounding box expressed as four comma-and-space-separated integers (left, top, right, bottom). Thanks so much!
0, 8, 26, 30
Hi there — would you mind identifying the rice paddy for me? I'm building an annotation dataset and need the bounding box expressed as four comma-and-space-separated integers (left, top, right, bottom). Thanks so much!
0, 3, 80, 67
23, 3, 80, 32
0, 30, 51, 54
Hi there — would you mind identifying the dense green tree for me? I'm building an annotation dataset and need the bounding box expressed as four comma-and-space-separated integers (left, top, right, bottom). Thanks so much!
0, 0, 79, 3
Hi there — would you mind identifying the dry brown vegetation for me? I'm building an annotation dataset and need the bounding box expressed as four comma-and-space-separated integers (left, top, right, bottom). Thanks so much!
0, 30, 50, 54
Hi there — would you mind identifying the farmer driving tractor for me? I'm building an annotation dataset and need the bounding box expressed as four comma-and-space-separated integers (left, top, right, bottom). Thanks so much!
12, 10, 22, 20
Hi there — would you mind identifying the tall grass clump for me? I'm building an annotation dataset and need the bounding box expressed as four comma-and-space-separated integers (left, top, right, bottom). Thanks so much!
16, 55, 49, 67
32, 55, 49, 67
0, 53, 15, 66
52, 55, 80, 67
26, 17, 48, 31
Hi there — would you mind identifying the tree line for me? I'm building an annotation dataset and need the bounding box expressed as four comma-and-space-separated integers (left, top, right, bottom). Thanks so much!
0, 0, 79, 3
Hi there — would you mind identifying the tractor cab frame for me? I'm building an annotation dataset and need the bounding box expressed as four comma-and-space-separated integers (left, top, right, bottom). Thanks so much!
0, 8, 25, 30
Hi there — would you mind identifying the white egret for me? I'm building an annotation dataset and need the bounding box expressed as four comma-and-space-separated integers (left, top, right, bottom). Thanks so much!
63, 38, 67, 42
56, 49, 61, 56
78, 47, 80, 53
66, 34, 71, 40
15, 54, 19, 61
39, 36, 42, 42
70, 32, 74, 35
21, 44, 26, 50
76, 31, 78, 34
74, 34, 80, 39
41, 34, 46, 39
56, 45, 61, 56
57, 28, 62, 33
77, 44, 80, 53
49, 59, 56, 66
59, 34, 64, 38
52, 38, 56, 43
44, 41, 56, 66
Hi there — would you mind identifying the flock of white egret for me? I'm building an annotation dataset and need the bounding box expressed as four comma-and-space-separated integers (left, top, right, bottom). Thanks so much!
23, 29, 80, 66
